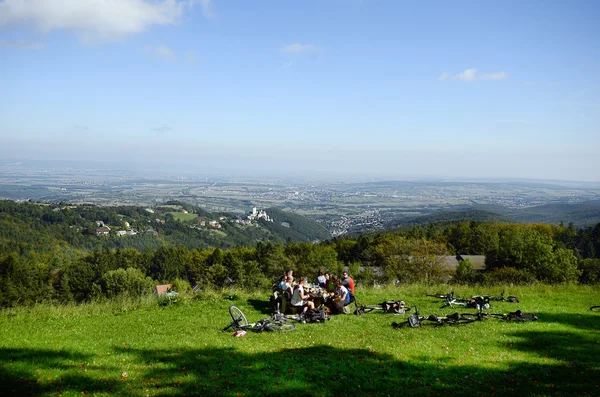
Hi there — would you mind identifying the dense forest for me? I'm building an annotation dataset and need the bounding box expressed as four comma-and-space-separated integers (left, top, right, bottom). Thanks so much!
1, 200, 599, 308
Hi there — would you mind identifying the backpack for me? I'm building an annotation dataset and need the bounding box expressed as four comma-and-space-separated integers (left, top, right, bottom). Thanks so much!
407, 313, 421, 328
305, 308, 329, 323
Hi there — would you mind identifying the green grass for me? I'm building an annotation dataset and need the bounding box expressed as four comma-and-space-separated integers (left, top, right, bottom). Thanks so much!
1, 285, 599, 396
167, 212, 199, 221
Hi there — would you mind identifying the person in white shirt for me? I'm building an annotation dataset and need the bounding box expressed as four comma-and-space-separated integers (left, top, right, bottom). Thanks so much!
291, 277, 315, 313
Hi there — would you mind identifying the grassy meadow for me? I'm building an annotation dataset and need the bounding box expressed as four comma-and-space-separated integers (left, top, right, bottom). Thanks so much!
0, 284, 598, 396
167, 212, 199, 222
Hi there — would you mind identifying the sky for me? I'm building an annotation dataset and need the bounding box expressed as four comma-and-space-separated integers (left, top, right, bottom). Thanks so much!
1, 0, 599, 181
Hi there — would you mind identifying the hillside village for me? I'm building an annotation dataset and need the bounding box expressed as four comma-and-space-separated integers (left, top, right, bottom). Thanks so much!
95, 205, 273, 236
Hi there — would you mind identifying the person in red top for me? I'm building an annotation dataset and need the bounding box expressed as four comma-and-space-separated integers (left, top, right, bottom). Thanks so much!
341, 271, 355, 297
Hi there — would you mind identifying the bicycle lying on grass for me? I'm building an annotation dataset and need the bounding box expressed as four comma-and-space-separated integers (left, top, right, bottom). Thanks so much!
354, 299, 412, 315
222, 305, 296, 333
590, 306, 600, 312
391, 307, 476, 328
427, 291, 519, 309
460, 309, 538, 322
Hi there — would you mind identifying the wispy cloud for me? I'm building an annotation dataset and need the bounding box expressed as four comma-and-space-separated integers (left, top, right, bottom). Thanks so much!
455, 68, 478, 81
0, 0, 201, 43
454, 68, 508, 82
437, 72, 449, 81
145, 45, 176, 62
199, 0, 215, 18
0, 39, 44, 50
280, 43, 316, 53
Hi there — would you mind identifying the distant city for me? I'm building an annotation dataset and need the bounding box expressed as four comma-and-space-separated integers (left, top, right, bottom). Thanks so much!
2, 160, 600, 236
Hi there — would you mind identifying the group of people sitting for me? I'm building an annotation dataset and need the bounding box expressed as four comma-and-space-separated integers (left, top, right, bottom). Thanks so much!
276, 268, 355, 316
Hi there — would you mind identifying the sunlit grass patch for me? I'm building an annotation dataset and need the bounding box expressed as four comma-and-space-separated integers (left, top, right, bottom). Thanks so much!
0, 284, 598, 396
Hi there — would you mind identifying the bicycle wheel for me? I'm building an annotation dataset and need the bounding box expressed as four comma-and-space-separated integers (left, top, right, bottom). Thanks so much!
229, 305, 248, 327
264, 320, 296, 332
391, 321, 409, 329
591, 306, 600, 312
439, 314, 476, 326
460, 313, 481, 321
354, 305, 366, 315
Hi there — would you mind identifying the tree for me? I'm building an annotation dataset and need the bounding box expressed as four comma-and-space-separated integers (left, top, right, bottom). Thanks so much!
100, 268, 154, 298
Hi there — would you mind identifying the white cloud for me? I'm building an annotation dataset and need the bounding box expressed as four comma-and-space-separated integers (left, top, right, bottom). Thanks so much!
456, 68, 478, 81
0, 39, 44, 50
437, 72, 449, 81
454, 68, 508, 82
0, 0, 201, 42
145, 45, 176, 61
280, 43, 316, 53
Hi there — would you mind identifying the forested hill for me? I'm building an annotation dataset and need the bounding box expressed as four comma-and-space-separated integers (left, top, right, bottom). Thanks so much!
385, 201, 600, 229
0, 200, 329, 254
263, 208, 330, 242
385, 210, 511, 228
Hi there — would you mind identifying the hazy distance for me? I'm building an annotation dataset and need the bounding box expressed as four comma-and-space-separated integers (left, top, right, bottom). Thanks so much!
1, 1, 599, 182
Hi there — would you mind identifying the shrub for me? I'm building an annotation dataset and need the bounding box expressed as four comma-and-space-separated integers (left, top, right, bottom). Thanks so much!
578, 258, 600, 284
100, 268, 154, 299
357, 266, 375, 287
483, 267, 537, 285
452, 259, 483, 284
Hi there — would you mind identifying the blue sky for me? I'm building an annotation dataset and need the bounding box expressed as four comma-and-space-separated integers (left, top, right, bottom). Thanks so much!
1, 0, 599, 181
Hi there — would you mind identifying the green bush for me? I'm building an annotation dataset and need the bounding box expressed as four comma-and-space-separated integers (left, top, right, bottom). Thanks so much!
578, 258, 600, 284
99, 268, 154, 299
452, 259, 483, 284
357, 266, 375, 287
483, 267, 537, 285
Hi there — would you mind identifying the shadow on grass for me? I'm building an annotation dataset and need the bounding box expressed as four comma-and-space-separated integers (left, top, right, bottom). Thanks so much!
0, 348, 121, 397
1, 330, 598, 397
535, 311, 600, 331
247, 298, 274, 315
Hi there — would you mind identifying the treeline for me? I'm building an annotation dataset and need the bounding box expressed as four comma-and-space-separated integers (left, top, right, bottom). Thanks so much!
1, 215, 600, 308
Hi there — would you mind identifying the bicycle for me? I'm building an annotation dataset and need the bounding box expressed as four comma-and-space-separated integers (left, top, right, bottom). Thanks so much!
590, 306, 600, 312
482, 291, 520, 303
354, 299, 412, 315
460, 309, 538, 322
427, 291, 492, 310
222, 305, 296, 333
392, 306, 476, 328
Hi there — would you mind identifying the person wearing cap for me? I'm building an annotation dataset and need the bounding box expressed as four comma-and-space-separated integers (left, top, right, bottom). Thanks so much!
341, 271, 355, 300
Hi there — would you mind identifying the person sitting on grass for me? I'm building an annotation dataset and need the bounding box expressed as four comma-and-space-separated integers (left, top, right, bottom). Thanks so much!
277, 275, 287, 291
284, 276, 295, 297
291, 277, 315, 315
334, 279, 350, 305
317, 269, 327, 288
326, 274, 336, 293
341, 271, 355, 301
